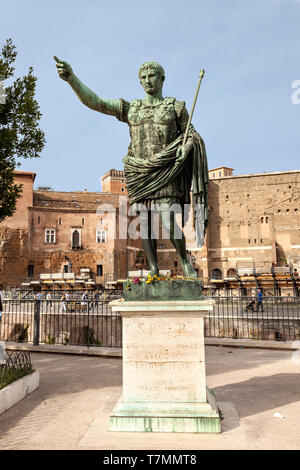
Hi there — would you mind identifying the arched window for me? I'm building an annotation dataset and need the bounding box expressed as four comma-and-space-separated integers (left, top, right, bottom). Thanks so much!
72, 230, 80, 248
211, 269, 222, 280
227, 268, 237, 278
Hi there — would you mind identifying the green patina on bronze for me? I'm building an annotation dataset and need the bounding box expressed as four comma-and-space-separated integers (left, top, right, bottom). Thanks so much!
123, 279, 202, 301
54, 57, 208, 278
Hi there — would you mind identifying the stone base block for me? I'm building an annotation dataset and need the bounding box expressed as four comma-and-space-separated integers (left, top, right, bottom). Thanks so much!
109, 387, 221, 433
0, 371, 39, 415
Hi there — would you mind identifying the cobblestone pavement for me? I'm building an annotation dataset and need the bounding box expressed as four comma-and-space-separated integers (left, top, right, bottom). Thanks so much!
0, 346, 300, 450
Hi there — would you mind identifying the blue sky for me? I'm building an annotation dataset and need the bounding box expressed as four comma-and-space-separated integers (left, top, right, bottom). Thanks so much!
1, 0, 300, 191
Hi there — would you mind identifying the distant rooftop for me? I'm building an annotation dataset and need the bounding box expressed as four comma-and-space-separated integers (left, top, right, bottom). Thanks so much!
101, 169, 125, 181
37, 186, 52, 191
209, 167, 234, 179
14, 170, 36, 181
209, 166, 234, 171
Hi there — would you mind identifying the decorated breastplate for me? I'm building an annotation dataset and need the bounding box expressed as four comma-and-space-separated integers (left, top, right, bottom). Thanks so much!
127, 97, 179, 159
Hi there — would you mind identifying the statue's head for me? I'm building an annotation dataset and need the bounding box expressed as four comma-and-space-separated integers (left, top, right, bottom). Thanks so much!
138, 61, 165, 95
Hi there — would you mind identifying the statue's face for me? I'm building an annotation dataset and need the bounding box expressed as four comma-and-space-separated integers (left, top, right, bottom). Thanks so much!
139, 68, 164, 95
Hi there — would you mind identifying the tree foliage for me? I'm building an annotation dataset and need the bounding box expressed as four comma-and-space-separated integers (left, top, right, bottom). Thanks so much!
0, 39, 45, 222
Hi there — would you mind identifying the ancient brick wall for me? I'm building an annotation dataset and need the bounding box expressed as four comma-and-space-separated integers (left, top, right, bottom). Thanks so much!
206, 170, 300, 279
1, 169, 300, 287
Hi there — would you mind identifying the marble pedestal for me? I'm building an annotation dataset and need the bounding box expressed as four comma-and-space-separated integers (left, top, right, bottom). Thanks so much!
109, 299, 221, 433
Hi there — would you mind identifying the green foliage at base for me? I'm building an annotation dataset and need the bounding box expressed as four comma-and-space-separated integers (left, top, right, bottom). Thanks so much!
0, 365, 33, 390
45, 335, 56, 345
123, 276, 203, 301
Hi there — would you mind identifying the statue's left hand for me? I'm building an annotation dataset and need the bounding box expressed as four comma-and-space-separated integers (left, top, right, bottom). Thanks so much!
175, 141, 193, 165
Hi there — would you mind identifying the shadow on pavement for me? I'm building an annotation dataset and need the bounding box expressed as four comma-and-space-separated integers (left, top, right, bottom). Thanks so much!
214, 373, 300, 418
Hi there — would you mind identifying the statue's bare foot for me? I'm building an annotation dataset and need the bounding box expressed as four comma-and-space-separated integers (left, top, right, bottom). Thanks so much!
182, 260, 198, 278
149, 265, 159, 277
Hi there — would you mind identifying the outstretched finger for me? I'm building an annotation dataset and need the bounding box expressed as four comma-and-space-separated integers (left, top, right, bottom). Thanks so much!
54, 56, 67, 67
53, 56, 60, 63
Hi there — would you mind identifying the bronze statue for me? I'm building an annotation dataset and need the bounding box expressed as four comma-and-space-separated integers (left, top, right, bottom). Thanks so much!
54, 57, 208, 277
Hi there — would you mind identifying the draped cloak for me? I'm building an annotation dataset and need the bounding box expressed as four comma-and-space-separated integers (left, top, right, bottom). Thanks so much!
118, 97, 209, 247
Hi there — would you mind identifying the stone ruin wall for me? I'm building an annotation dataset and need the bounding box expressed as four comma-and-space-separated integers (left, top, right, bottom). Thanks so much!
205, 170, 300, 279
1, 169, 300, 286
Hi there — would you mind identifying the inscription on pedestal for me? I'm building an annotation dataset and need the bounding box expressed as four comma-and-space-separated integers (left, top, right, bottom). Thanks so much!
123, 315, 206, 403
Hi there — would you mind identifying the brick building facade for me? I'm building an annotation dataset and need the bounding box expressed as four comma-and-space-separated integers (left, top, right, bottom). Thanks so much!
0, 167, 300, 288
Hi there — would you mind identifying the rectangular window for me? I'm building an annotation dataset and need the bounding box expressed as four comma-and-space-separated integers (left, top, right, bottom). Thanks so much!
45, 228, 56, 243
96, 230, 106, 243
27, 264, 34, 278
97, 264, 103, 276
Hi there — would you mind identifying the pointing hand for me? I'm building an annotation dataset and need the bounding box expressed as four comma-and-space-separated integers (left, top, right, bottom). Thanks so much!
54, 56, 73, 82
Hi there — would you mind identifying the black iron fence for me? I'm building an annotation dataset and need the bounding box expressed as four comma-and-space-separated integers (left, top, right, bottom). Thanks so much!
206, 296, 300, 341
0, 299, 122, 348
1, 289, 122, 302
0, 296, 300, 347
0, 351, 33, 390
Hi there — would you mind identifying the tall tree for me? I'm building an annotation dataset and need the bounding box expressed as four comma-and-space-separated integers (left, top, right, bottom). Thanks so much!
0, 38, 45, 222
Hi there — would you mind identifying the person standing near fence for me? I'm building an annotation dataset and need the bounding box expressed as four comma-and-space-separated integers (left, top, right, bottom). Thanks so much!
81, 291, 89, 312
256, 289, 264, 312
82, 291, 88, 303
60, 294, 67, 313
36, 291, 42, 301
94, 291, 99, 308
36, 291, 42, 311
46, 292, 52, 309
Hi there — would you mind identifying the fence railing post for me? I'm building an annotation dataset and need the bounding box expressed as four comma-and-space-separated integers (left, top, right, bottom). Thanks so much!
33, 300, 40, 346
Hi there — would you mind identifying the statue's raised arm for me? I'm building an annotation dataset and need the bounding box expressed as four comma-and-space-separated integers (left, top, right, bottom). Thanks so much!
53, 56, 121, 119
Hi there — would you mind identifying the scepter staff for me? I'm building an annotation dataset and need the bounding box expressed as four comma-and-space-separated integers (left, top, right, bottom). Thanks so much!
182, 69, 205, 146
182, 69, 206, 248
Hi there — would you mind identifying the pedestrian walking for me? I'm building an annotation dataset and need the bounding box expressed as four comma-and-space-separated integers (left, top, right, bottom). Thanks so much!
256, 289, 264, 312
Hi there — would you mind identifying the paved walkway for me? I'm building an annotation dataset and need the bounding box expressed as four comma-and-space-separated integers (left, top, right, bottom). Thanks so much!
0, 346, 300, 450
